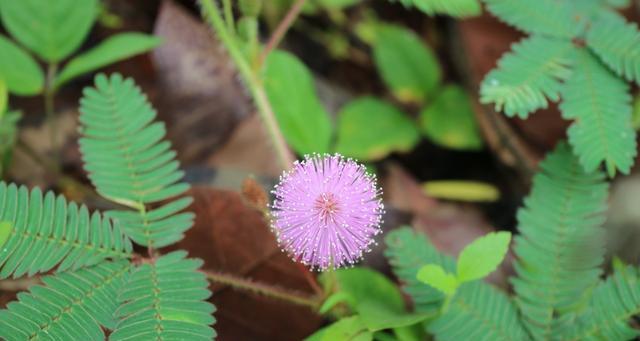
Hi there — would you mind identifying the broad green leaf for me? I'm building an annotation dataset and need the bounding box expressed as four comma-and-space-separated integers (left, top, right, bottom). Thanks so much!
419, 85, 482, 150
422, 180, 500, 202
373, 24, 441, 104
456, 231, 511, 282
55, 33, 162, 88
322, 267, 405, 312
411, 0, 481, 17
0, 35, 44, 96
305, 316, 373, 341
335, 97, 419, 160
358, 301, 432, 332
0, 0, 98, 62
264, 50, 332, 154
416, 264, 458, 296
319, 292, 355, 314
0, 221, 11, 249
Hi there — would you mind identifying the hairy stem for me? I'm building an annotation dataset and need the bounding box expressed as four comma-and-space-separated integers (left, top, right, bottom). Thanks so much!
222, 0, 235, 35
200, 0, 295, 170
205, 270, 320, 309
258, 0, 307, 66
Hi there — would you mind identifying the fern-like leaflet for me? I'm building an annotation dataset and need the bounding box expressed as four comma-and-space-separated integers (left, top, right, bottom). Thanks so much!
479, 36, 575, 119
110, 251, 217, 340
567, 263, 640, 340
385, 228, 528, 340
0, 181, 132, 279
428, 281, 529, 341
79, 73, 194, 248
511, 143, 608, 340
482, 0, 586, 39
0, 261, 130, 340
384, 227, 454, 315
559, 50, 636, 176
587, 11, 640, 84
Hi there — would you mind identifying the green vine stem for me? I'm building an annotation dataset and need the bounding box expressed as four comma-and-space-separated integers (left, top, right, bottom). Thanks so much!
200, 0, 295, 170
205, 270, 321, 309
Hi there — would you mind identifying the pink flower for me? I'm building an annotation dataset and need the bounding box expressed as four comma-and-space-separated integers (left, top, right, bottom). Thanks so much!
270, 154, 384, 270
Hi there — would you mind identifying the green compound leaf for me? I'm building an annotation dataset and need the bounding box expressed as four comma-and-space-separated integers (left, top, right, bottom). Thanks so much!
385, 228, 528, 341
0, 0, 98, 62
79, 73, 194, 248
560, 50, 636, 176
416, 264, 458, 296
428, 282, 530, 341
512, 143, 608, 340
0, 35, 44, 96
587, 11, 640, 85
566, 264, 640, 340
480, 35, 575, 118
0, 261, 131, 341
0, 182, 133, 279
384, 227, 455, 315
419, 85, 482, 150
456, 231, 511, 283
373, 24, 441, 104
335, 97, 420, 160
264, 50, 332, 155
56, 33, 162, 88
482, 0, 586, 39
110, 251, 217, 341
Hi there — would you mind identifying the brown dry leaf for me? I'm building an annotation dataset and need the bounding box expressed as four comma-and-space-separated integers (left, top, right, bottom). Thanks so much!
172, 187, 322, 341
241, 177, 269, 211
208, 114, 283, 177
152, 0, 251, 165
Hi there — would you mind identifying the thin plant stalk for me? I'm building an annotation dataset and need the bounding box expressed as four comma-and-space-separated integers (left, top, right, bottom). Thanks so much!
44, 63, 59, 166
205, 270, 320, 309
200, 0, 295, 170
258, 0, 307, 67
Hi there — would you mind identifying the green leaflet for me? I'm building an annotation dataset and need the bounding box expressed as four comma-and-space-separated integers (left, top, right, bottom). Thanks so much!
559, 49, 636, 176
263, 50, 333, 155
0, 0, 98, 62
482, 0, 587, 39
0, 182, 133, 279
587, 11, 640, 85
335, 97, 420, 160
55, 33, 162, 88
111, 251, 217, 341
79, 73, 194, 248
0, 35, 44, 96
373, 24, 441, 104
511, 143, 608, 340
0, 261, 131, 340
480, 35, 575, 118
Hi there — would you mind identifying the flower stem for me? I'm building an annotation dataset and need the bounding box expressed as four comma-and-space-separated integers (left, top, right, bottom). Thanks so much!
205, 270, 321, 309
199, 0, 295, 170
258, 0, 307, 67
